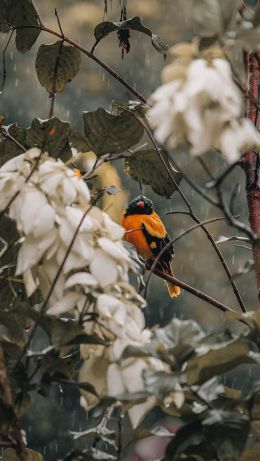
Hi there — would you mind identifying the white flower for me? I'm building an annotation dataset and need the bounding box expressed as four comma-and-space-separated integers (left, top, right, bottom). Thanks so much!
0, 148, 161, 427
107, 357, 166, 428
148, 58, 260, 163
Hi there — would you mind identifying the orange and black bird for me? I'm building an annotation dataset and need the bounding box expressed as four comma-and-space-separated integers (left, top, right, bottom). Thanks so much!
122, 196, 181, 297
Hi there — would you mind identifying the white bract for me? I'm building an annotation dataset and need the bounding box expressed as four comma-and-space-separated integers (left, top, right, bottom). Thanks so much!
148, 58, 260, 163
0, 148, 164, 426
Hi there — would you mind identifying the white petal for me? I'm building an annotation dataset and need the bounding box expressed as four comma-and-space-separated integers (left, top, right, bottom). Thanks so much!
90, 250, 118, 287
107, 363, 126, 395
47, 292, 81, 315
98, 238, 130, 262
65, 272, 97, 289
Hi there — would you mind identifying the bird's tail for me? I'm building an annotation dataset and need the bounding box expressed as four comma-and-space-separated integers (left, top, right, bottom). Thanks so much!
160, 262, 181, 298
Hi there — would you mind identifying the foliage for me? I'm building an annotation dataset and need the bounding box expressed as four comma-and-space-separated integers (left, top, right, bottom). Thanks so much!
0, 0, 259, 460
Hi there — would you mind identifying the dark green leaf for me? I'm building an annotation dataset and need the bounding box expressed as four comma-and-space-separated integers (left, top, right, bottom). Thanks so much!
26, 117, 72, 160
94, 16, 167, 56
35, 41, 81, 93
0, 0, 41, 52
83, 107, 144, 156
124, 149, 182, 198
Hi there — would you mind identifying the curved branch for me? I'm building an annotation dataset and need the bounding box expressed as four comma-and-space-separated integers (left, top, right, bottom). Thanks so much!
5, 23, 147, 104
152, 268, 235, 313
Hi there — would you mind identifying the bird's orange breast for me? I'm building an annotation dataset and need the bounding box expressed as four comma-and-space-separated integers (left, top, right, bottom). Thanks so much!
121, 213, 154, 259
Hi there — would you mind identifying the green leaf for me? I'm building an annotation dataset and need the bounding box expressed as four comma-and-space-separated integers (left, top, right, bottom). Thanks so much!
186, 340, 259, 385
0, 0, 41, 52
35, 41, 81, 93
26, 117, 72, 160
0, 449, 43, 461
124, 149, 182, 198
83, 107, 144, 156
94, 16, 167, 57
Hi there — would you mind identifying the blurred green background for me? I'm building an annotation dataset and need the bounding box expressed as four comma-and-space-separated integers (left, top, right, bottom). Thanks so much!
0, 1, 258, 459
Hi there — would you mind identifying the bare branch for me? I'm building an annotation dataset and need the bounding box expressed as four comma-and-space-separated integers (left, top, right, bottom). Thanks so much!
152, 268, 236, 313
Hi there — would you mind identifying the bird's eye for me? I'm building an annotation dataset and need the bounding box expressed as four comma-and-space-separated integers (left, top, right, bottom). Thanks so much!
137, 201, 145, 207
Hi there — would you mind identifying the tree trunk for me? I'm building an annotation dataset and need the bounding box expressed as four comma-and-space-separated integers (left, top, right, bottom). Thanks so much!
244, 52, 260, 301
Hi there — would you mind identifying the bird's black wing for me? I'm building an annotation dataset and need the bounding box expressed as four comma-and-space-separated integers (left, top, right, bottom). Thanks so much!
141, 224, 174, 270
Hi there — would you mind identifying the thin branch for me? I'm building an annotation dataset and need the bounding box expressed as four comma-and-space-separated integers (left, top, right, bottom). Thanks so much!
152, 268, 235, 313
54, 8, 64, 37
5, 23, 147, 103
116, 105, 246, 312
15, 193, 102, 366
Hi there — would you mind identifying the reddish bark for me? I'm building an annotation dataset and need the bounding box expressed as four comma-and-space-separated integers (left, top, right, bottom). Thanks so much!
243, 52, 260, 300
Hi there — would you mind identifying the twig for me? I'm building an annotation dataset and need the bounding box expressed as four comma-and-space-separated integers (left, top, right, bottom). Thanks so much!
115, 104, 246, 312
152, 269, 235, 313
15, 193, 102, 366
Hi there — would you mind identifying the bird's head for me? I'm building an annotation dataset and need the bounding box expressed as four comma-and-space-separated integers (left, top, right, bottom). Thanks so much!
124, 195, 154, 216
